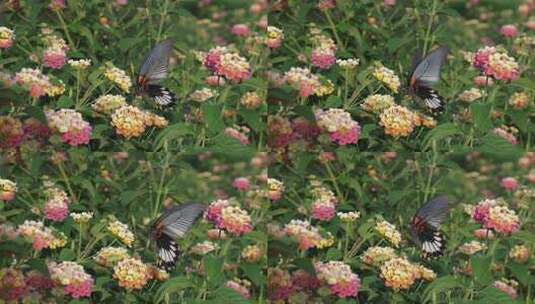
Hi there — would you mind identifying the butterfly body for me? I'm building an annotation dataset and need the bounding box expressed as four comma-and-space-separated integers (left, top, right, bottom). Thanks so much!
150, 202, 205, 271
408, 45, 449, 114
409, 196, 451, 258
136, 39, 177, 108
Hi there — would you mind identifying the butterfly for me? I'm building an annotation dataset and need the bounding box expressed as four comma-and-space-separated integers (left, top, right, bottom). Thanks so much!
150, 202, 205, 271
408, 45, 449, 114
137, 39, 177, 107
409, 196, 451, 258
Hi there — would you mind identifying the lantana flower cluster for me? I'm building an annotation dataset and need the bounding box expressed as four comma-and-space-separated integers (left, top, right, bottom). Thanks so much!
0, 178, 17, 202
92, 94, 127, 114
283, 219, 333, 251
310, 33, 337, 70
0, 27, 15, 49
107, 217, 135, 247
372, 64, 401, 93
361, 94, 395, 113
314, 108, 361, 146
473, 46, 519, 81
104, 64, 132, 92
94, 246, 130, 267
13, 68, 53, 98
17, 220, 67, 251
112, 258, 152, 290
314, 261, 360, 298
203, 199, 253, 236
309, 182, 338, 221
43, 186, 70, 222
46, 109, 92, 146
375, 220, 402, 247
203, 46, 251, 82
110, 105, 168, 139
380, 257, 436, 291
48, 261, 93, 299
284, 67, 321, 98
41, 34, 69, 69
471, 198, 520, 235
266, 26, 284, 49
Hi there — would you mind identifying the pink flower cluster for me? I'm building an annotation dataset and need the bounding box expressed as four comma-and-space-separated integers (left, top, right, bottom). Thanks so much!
284, 67, 321, 97
45, 109, 92, 146
473, 46, 519, 81
203, 47, 251, 82
16, 220, 66, 251
224, 126, 250, 145
314, 261, 361, 298
43, 47, 67, 69
13, 68, 51, 98
314, 108, 361, 145
310, 184, 338, 221
43, 187, 70, 222
48, 261, 93, 299
310, 34, 337, 70
204, 199, 253, 236
232, 177, 250, 191
471, 199, 520, 235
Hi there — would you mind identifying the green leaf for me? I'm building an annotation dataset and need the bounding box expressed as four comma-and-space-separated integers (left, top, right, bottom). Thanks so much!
57, 96, 74, 108
325, 95, 342, 107
423, 123, 462, 149
240, 264, 266, 286
154, 123, 194, 150
507, 263, 531, 285
470, 103, 492, 133
208, 287, 252, 304
477, 133, 523, 160
239, 109, 265, 132
59, 248, 76, 261
470, 255, 492, 285
423, 275, 462, 303
204, 256, 224, 285
155, 276, 195, 303
201, 103, 225, 134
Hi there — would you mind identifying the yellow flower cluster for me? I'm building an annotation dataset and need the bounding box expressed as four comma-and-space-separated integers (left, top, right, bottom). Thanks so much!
0, 178, 17, 193
68, 59, 91, 70
92, 94, 127, 114
361, 94, 395, 113
380, 257, 435, 291
241, 244, 263, 263
190, 241, 219, 255
458, 88, 483, 103
361, 246, 397, 267
413, 113, 437, 129
337, 211, 361, 223
509, 245, 530, 264
94, 246, 130, 267
112, 258, 151, 290
379, 105, 416, 138
104, 65, 132, 92
240, 91, 264, 109
45, 80, 65, 97
315, 79, 335, 96
375, 220, 402, 247
110, 105, 168, 139
509, 92, 530, 109
373, 65, 400, 93
107, 217, 135, 247
71, 212, 93, 224
458, 240, 487, 255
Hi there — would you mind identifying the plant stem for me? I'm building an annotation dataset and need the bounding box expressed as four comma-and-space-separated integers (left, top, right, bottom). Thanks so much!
56, 11, 76, 51
57, 161, 78, 203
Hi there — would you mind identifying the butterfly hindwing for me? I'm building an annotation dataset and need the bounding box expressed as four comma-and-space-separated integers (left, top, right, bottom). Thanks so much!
148, 85, 176, 107
155, 234, 179, 271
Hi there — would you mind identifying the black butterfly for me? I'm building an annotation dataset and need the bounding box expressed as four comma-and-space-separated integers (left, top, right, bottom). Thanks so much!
408, 45, 449, 114
150, 202, 205, 271
409, 196, 451, 258
137, 39, 177, 107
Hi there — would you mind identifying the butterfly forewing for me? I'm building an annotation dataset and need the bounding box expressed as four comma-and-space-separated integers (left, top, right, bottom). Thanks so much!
151, 202, 206, 270
138, 39, 173, 84
410, 196, 451, 258
411, 46, 449, 87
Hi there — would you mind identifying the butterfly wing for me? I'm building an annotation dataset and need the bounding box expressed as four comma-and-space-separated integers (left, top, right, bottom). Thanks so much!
147, 84, 176, 107
160, 202, 206, 239
151, 202, 205, 270
410, 196, 451, 258
138, 39, 173, 85
411, 45, 449, 87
